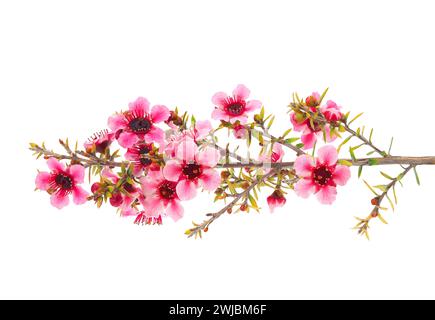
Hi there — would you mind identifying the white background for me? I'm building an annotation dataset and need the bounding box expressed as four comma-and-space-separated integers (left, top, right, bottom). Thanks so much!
1, 0, 435, 300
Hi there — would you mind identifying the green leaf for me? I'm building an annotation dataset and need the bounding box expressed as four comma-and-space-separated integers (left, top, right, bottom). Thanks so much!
388, 137, 394, 155
363, 180, 379, 196
319, 87, 329, 104
374, 185, 387, 192
369, 128, 374, 143
337, 135, 352, 153
378, 214, 388, 224
296, 143, 304, 149
266, 116, 275, 129
368, 158, 378, 166
413, 167, 421, 185
281, 128, 292, 138
338, 159, 352, 167
386, 194, 395, 212
348, 112, 364, 126
284, 137, 299, 144
380, 171, 394, 180
349, 146, 356, 161
358, 166, 363, 178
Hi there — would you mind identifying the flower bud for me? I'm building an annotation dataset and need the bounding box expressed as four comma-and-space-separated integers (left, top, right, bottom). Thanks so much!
267, 189, 287, 213
110, 192, 123, 207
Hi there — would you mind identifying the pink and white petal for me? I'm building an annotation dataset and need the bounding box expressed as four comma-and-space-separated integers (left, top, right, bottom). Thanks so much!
315, 186, 337, 205
301, 132, 317, 150
176, 139, 198, 162
211, 92, 229, 108
294, 155, 314, 177
118, 132, 139, 148
197, 148, 220, 168
108, 114, 127, 132
211, 108, 228, 121
333, 165, 351, 186
151, 104, 170, 123
102, 167, 119, 183
294, 178, 315, 199
176, 179, 197, 201
317, 145, 338, 166
47, 158, 65, 172
143, 196, 164, 217
35, 172, 51, 190
129, 97, 150, 115
166, 200, 184, 222
272, 144, 284, 162
144, 126, 164, 144
199, 169, 221, 191
232, 84, 250, 100
69, 164, 85, 184
229, 115, 248, 124
195, 120, 212, 140
162, 160, 183, 182
72, 186, 89, 205
245, 100, 262, 112
50, 193, 70, 209
140, 177, 161, 195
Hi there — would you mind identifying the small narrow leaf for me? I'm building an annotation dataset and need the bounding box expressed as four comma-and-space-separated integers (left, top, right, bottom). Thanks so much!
358, 166, 363, 178
363, 180, 379, 196
348, 112, 364, 126
413, 167, 421, 185
380, 172, 394, 180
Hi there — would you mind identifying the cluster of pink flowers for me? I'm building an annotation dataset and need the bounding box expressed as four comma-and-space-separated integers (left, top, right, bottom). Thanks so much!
290, 92, 343, 150
34, 85, 352, 225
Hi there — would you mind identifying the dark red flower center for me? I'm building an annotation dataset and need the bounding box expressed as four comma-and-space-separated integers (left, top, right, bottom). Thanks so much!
158, 181, 177, 200
139, 145, 151, 154
55, 173, 73, 190
271, 152, 280, 163
129, 117, 151, 133
139, 158, 152, 166
313, 166, 332, 186
182, 163, 202, 180
307, 120, 321, 132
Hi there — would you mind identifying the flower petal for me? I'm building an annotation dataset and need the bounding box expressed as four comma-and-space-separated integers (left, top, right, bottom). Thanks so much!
333, 165, 351, 186
47, 158, 65, 172
129, 97, 150, 115
294, 155, 314, 177
151, 104, 170, 123
194, 120, 212, 140
142, 195, 164, 217
315, 186, 337, 205
50, 193, 70, 209
118, 132, 139, 148
290, 112, 307, 132
245, 100, 262, 112
72, 186, 89, 205
69, 165, 85, 184
317, 145, 338, 166
197, 148, 219, 168
144, 126, 164, 144
294, 178, 315, 199
301, 132, 317, 150
108, 114, 127, 132
211, 92, 229, 108
199, 169, 221, 191
162, 160, 183, 182
211, 108, 228, 121
232, 84, 250, 100
176, 139, 198, 162
176, 179, 197, 200
166, 200, 184, 222
35, 172, 51, 190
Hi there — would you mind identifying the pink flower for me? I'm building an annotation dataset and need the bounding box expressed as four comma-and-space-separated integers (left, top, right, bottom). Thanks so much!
108, 97, 170, 148
211, 84, 261, 124
125, 142, 159, 176
35, 158, 89, 209
233, 124, 248, 139
321, 100, 343, 122
140, 170, 184, 222
267, 190, 287, 213
84, 129, 114, 153
259, 143, 285, 173
290, 112, 337, 150
293, 145, 351, 204
164, 120, 212, 158
163, 139, 221, 201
